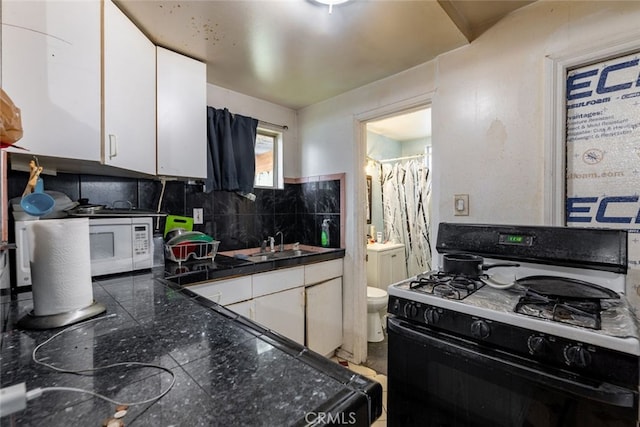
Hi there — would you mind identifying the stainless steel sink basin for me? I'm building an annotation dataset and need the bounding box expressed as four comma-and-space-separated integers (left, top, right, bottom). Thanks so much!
274, 249, 315, 258
246, 249, 315, 262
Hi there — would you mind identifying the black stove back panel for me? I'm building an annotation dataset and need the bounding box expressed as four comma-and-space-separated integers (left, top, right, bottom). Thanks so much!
436, 223, 627, 273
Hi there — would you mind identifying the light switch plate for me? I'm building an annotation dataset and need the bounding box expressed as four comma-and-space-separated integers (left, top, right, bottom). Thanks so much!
454, 194, 469, 216
193, 208, 204, 224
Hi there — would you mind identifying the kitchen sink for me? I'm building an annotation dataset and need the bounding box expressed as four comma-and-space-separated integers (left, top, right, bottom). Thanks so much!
246, 249, 315, 262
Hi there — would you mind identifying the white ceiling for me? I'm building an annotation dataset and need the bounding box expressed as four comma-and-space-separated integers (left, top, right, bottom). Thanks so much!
115, 0, 535, 114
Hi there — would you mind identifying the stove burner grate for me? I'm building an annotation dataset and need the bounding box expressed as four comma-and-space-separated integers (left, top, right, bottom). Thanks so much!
515, 290, 601, 330
409, 271, 484, 300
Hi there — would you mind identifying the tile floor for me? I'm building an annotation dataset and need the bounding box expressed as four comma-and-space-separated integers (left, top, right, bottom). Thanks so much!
332, 332, 389, 427
332, 357, 388, 427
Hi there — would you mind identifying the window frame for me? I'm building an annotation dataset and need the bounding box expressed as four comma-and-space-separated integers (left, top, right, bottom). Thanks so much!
254, 126, 284, 190
544, 34, 640, 225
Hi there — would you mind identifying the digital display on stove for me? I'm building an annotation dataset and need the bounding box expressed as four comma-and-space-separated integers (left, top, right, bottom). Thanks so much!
499, 233, 533, 246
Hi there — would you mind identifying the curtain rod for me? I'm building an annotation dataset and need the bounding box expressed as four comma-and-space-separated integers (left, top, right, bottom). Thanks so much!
368, 153, 425, 164
259, 120, 288, 131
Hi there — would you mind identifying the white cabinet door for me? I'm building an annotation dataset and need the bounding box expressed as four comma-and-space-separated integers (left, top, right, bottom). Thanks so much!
2, 0, 101, 161
103, 0, 156, 175
254, 287, 305, 344
367, 243, 407, 288
156, 47, 207, 178
306, 277, 343, 356
389, 247, 408, 284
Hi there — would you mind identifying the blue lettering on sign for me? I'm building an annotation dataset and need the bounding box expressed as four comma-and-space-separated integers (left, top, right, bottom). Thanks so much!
567, 58, 640, 101
566, 197, 598, 222
567, 196, 640, 224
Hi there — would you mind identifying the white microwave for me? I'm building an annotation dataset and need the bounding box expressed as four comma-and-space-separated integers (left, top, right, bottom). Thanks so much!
14, 217, 153, 286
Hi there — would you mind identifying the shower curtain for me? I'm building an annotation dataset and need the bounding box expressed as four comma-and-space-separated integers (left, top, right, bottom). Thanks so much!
380, 159, 432, 277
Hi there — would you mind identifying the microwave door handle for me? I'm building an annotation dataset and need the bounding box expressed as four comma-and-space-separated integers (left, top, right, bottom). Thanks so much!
390, 319, 636, 408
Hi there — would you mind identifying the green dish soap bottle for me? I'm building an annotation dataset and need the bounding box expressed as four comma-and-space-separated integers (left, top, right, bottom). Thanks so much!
321, 219, 330, 247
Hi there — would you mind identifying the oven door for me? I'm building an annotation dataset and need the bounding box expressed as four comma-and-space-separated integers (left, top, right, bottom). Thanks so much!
387, 317, 638, 427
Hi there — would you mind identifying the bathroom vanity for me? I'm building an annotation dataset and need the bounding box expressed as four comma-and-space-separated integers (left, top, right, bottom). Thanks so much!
366, 242, 407, 288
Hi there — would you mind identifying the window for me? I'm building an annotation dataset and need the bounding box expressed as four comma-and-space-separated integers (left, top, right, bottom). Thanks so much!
564, 50, 640, 229
254, 128, 283, 189
545, 39, 640, 306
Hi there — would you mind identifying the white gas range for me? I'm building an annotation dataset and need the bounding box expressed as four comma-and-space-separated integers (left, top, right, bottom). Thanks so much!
386, 223, 640, 427
389, 259, 639, 356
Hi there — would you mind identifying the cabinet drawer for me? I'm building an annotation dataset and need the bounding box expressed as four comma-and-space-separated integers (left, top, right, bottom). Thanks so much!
188, 276, 251, 305
304, 259, 343, 285
252, 266, 304, 298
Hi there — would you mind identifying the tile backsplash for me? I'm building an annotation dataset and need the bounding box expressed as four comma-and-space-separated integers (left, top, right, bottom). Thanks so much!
7, 170, 342, 251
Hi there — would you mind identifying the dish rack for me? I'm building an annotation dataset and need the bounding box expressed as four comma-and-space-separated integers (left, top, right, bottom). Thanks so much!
165, 240, 220, 264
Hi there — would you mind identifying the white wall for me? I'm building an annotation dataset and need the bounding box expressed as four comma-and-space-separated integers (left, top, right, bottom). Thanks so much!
298, 0, 640, 362
206, 84, 299, 178
299, 63, 437, 361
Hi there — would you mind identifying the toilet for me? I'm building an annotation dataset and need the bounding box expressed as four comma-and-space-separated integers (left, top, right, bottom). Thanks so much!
367, 286, 388, 342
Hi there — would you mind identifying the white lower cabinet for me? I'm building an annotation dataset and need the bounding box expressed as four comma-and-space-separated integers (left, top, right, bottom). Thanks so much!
188, 259, 343, 353
306, 277, 343, 356
254, 287, 305, 343
305, 259, 344, 356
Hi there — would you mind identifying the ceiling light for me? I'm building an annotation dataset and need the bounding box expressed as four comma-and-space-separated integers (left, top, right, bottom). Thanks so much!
314, 0, 350, 14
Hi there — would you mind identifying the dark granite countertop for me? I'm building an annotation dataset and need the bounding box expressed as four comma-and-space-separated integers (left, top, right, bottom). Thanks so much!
0, 271, 381, 426
165, 247, 346, 287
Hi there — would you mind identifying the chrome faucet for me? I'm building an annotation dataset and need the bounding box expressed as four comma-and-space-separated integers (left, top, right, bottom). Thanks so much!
275, 231, 284, 252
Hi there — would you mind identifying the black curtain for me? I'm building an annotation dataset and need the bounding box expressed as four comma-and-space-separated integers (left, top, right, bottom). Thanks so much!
205, 107, 258, 194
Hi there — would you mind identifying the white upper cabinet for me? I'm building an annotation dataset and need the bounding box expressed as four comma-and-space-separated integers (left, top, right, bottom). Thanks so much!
156, 47, 207, 178
4, 1, 201, 178
2, 0, 101, 161
103, 0, 156, 175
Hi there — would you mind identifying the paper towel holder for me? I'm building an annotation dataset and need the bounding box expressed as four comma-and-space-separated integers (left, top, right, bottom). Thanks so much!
18, 300, 106, 330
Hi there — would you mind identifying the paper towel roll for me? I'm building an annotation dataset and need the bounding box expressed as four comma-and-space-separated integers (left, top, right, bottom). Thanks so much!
28, 218, 94, 316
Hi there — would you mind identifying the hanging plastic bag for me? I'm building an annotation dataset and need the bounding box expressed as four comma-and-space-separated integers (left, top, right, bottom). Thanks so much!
0, 88, 27, 150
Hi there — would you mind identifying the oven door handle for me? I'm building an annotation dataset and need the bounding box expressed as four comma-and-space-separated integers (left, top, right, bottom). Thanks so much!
390, 318, 636, 408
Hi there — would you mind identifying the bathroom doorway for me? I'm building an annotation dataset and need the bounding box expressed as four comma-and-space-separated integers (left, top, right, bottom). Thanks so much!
366, 107, 433, 277
362, 106, 432, 375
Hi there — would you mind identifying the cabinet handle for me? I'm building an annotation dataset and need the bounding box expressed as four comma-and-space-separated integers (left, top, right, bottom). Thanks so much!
108, 134, 118, 159
391, 254, 397, 258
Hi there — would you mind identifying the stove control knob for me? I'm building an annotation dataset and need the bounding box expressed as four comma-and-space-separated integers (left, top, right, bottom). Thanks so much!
527, 335, 549, 355
470, 320, 490, 340
424, 307, 441, 325
404, 302, 419, 319
390, 299, 401, 314
564, 345, 592, 368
